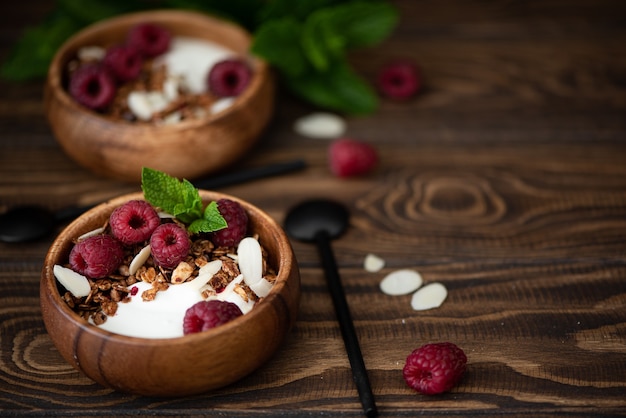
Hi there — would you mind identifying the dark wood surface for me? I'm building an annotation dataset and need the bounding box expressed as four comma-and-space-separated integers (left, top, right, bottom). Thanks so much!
1, 1, 625, 416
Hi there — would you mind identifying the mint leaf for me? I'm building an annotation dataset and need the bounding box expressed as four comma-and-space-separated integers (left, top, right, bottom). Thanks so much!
188, 201, 227, 234
285, 60, 378, 114
251, 18, 309, 78
325, 1, 399, 49
141, 167, 203, 224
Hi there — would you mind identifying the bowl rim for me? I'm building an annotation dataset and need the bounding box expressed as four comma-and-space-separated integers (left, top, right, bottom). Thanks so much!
41, 190, 295, 346
46, 9, 271, 132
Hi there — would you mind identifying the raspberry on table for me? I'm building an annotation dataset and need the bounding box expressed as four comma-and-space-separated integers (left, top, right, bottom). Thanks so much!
68, 64, 116, 110
377, 61, 421, 100
69, 234, 124, 279
150, 223, 191, 269
102, 44, 143, 82
183, 300, 242, 335
210, 199, 248, 248
207, 59, 253, 97
403, 342, 467, 395
109, 200, 160, 245
127, 22, 171, 58
328, 138, 378, 178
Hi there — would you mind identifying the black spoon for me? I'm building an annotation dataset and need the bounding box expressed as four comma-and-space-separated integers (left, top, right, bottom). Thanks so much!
284, 199, 377, 418
0, 159, 306, 244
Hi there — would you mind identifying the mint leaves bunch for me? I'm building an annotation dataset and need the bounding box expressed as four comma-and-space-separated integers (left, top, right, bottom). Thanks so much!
251, 1, 398, 114
1, 0, 398, 115
141, 167, 226, 234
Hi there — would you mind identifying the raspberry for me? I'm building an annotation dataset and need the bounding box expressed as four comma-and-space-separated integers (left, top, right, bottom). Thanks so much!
109, 200, 160, 245
207, 59, 252, 97
403, 342, 467, 395
210, 199, 248, 247
127, 22, 171, 58
102, 44, 143, 82
149, 223, 191, 269
377, 61, 421, 100
328, 138, 378, 178
68, 64, 116, 110
183, 300, 242, 335
69, 234, 124, 279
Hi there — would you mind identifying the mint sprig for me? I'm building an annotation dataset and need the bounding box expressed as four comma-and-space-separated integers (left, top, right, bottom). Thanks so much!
141, 167, 226, 234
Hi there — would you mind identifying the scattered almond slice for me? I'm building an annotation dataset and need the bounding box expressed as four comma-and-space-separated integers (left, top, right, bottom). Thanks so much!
293, 112, 346, 139
410, 282, 448, 311
379, 269, 423, 296
129, 244, 151, 275
364, 253, 385, 272
53, 265, 91, 298
237, 237, 263, 286
248, 277, 273, 298
77, 227, 105, 242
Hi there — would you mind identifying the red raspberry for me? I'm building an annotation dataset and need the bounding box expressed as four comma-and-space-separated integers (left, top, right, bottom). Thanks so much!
207, 59, 252, 97
127, 22, 171, 58
68, 234, 124, 279
149, 223, 190, 269
68, 64, 116, 110
102, 44, 143, 82
183, 300, 243, 335
403, 342, 467, 395
328, 138, 378, 178
377, 61, 421, 100
210, 199, 248, 248
109, 200, 160, 245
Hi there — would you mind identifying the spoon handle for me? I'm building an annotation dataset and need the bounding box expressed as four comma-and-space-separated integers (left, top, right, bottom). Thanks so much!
314, 231, 378, 418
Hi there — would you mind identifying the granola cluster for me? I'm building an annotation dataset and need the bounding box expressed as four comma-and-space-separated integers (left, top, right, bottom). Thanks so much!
61, 218, 276, 326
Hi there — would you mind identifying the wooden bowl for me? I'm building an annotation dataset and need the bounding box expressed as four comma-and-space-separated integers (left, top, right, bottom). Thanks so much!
44, 10, 275, 182
40, 191, 300, 397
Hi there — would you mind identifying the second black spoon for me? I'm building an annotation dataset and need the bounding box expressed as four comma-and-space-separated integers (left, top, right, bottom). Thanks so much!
284, 199, 377, 418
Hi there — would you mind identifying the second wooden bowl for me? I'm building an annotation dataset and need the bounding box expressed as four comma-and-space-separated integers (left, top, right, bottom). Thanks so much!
44, 10, 275, 182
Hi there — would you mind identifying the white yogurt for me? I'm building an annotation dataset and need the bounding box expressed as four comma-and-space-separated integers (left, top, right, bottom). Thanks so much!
97, 279, 204, 339
154, 36, 235, 94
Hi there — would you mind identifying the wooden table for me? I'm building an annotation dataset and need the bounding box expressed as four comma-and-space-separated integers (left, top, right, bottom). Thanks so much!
1, 1, 625, 416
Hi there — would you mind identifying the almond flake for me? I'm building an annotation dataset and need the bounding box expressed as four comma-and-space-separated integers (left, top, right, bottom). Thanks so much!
364, 253, 385, 272
129, 244, 151, 275
237, 237, 263, 286
248, 277, 273, 298
410, 282, 448, 311
293, 112, 346, 139
379, 269, 423, 296
171, 261, 194, 284
77, 227, 105, 242
53, 265, 91, 298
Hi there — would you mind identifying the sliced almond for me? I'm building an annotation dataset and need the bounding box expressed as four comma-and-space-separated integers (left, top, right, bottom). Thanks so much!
53, 265, 91, 298
364, 253, 385, 273
171, 261, 194, 284
129, 244, 151, 276
77, 227, 105, 242
293, 112, 346, 139
237, 237, 263, 286
379, 269, 423, 296
410, 282, 448, 311
248, 277, 273, 298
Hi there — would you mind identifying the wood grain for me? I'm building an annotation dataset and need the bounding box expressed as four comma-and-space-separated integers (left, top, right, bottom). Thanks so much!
1, 0, 625, 416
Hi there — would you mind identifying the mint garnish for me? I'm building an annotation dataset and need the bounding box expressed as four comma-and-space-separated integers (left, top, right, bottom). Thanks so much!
141, 167, 226, 233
